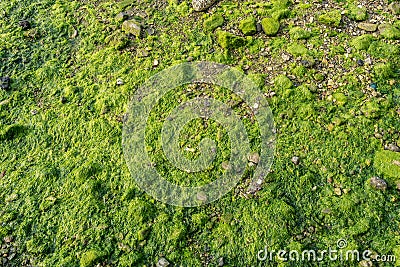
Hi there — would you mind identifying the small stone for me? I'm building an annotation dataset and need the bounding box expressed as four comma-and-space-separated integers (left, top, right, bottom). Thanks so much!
19, 20, 31, 30
0, 170, 5, 178
3, 236, 13, 243
384, 144, 400, 152
192, 0, 217, 11
369, 176, 387, 190
357, 22, 378, 32
31, 110, 38, 115
357, 59, 364, 66
187, 56, 194, 62
122, 20, 141, 37
369, 83, 377, 90
256, 23, 262, 33
248, 152, 260, 164
334, 187, 342, 196
146, 27, 155, 35
388, 2, 400, 15
261, 17, 280, 36
291, 156, 300, 165
365, 58, 372, 65
116, 78, 124, 86
0, 77, 11, 90
359, 260, 373, 267
153, 59, 159, 67
115, 12, 129, 22
218, 257, 224, 266
157, 257, 170, 267
281, 53, 290, 61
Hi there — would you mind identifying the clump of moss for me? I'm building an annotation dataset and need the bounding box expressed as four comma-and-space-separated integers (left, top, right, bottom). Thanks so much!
367, 40, 399, 58
361, 100, 380, 118
121, 20, 141, 37
274, 75, 293, 90
350, 34, 374, 50
333, 92, 347, 106
374, 63, 393, 79
289, 27, 311, 40
261, 18, 280, 36
286, 42, 308, 57
374, 150, 400, 180
380, 25, 400, 40
80, 250, 103, 267
318, 10, 342, 26
239, 16, 257, 36
216, 30, 246, 49
348, 4, 367, 21
204, 14, 224, 32
272, 9, 290, 20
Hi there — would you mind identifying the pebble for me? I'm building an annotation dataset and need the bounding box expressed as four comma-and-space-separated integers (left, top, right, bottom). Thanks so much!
357, 59, 364, 66
291, 156, 300, 165
0, 77, 10, 90
157, 257, 170, 267
153, 59, 159, 67
365, 58, 372, 65
122, 20, 141, 37
384, 143, 400, 152
3, 236, 12, 243
334, 187, 342, 196
369, 176, 387, 190
19, 20, 31, 30
192, 0, 217, 11
116, 78, 124, 86
221, 161, 230, 170
369, 83, 377, 89
218, 257, 224, 266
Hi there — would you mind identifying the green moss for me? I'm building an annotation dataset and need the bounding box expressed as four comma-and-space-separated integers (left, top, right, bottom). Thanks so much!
374, 150, 400, 180
348, 4, 367, 21
216, 30, 246, 49
367, 40, 399, 58
274, 75, 293, 90
350, 34, 374, 50
80, 250, 103, 267
333, 92, 347, 106
318, 10, 342, 26
239, 16, 257, 36
286, 42, 308, 57
374, 63, 393, 79
380, 25, 400, 40
289, 27, 311, 40
271, 9, 290, 20
204, 14, 224, 32
261, 18, 280, 36
361, 100, 380, 118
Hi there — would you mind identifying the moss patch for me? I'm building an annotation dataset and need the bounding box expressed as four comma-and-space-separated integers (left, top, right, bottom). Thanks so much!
204, 14, 224, 32
318, 10, 342, 26
239, 16, 257, 36
216, 30, 246, 49
261, 17, 280, 36
374, 150, 400, 180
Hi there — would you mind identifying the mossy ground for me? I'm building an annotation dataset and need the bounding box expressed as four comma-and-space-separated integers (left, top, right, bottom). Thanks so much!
0, 0, 400, 266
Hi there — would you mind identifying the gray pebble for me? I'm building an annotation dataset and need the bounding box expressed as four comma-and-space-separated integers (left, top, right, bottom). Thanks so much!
369, 176, 387, 190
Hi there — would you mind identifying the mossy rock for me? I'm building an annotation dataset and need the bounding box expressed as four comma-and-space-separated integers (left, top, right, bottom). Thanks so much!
348, 5, 367, 21
286, 42, 308, 57
289, 27, 311, 40
333, 92, 347, 106
272, 9, 290, 20
318, 10, 342, 26
374, 63, 393, 79
274, 75, 293, 90
122, 20, 141, 37
239, 16, 257, 36
350, 34, 374, 50
261, 18, 280, 36
204, 14, 224, 32
380, 25, 400, 40
361, 101, 380, 118
374, 150, 400, 180
216, 30, 246, 49
80, 250, 103, 267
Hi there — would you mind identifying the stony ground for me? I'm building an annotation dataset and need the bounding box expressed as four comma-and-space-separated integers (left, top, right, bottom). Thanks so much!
0, 0, 400, 266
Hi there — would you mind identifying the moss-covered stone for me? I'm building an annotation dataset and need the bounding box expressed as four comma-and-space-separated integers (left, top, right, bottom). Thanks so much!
261, 18, 280, 36
122, 20, 141, 37
350, 34, 374, 50
203, 14, 224, 32
80, 250, 103, 267
286, 43, 308, 57
216, 30, 246, 49
289, 27, 311, 40
333, 92, 347, 106
272, 9, 290, 20
274, 75, 293, 90
318, 10, 342, 26
239, 16, 257, 36
361, 101, 380, 118
380, 24, 400, 40
374, 63, 393, 79
374, 150, 400, 180
348, 5, 367, 21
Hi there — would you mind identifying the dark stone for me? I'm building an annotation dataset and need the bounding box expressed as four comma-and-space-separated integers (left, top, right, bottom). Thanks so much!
19, 20, 31, 30
369, 83, 377, 89
0, 77, 11, 90
357, 59, 364, 66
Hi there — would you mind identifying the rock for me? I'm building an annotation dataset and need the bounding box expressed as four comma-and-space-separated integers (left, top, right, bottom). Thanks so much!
291, 156, 300, 165
256, 23, 262, 33
116, 78, 124, 86
359, 260, 373, 267
350, 34, 374, 50
122, 20, 141, 37
0, 77, 10, 90
115, 12, 129, 22
348, 5, 367, 21
369, 176, 387, 190
153, 59, 159, 67
261, 18, 280, 36
357, 22, 378, 32
384, 144, 400, 152
218, 257, 224, 266
19, 20, 31, 30
334, 187, 342, 196
3, 236, 12, 243
216, 31, 246, 49
239, 16, 257, 36
196, 192, 208, 202
388, 2, 400, 15
157, 257, 170, 267
192, 0, 217, 11
357, 59, 364, 66
248, 152, 260, 164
